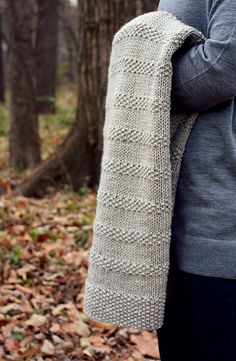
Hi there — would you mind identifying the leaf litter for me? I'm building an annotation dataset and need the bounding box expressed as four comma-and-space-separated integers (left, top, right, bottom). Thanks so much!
0, 150, 160, 361
0, 184, 161, 361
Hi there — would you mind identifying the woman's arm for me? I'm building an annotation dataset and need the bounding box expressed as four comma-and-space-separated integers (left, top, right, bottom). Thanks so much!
170, 0, 236, 113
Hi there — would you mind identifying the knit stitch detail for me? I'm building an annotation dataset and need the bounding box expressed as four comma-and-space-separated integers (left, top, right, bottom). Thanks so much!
112, 23, 165, 45
101, 158, 171, 181
88, 250, 169, 276
97, 190, 172, 214
104, 125, 169, 147
93, 221, 171, 246
109, 56, 158, 77
113, 92, 170, 112
84, 281, 166, 330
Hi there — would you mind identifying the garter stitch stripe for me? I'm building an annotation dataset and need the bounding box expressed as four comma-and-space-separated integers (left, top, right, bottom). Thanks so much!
83, 10, 205, 331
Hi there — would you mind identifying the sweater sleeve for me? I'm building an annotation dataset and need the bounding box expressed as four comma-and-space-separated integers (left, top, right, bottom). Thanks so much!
170, 0, 236, 113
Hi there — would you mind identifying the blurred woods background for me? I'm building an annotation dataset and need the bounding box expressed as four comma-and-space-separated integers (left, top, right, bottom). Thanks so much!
0, 0, 158, 199
0, 1, 165, 361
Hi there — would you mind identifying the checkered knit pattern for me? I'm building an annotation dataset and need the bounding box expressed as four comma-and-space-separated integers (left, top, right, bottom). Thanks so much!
83, 10, 205, 331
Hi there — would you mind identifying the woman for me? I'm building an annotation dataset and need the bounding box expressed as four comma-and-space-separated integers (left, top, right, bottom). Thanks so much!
156, 0, 236, 360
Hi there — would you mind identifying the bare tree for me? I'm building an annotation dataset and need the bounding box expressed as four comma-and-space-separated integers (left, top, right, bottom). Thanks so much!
0, 10, 4, 102
59, 0, 78, 82
9, 0, 41, 170
36, 0, 59, 113
18, 0, 138, 197
143, 0, 159, 12
136, 0, 158, 15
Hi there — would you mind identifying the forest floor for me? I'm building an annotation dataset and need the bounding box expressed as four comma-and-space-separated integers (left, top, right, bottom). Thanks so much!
0, 86, 160, 361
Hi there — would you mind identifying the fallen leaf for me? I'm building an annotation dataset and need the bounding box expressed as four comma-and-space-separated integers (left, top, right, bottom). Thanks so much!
5, 338, 18, 353
16, 264, 36, 280
61, 322, 76, 334
130, 331, 160, 359
75, 320, 90, 337
1, 323, 15, 338
41, 340, 55, 355
0, 303, 23, 314
50, 323, 61, 333
52, 302, 75, 316
25, 314, 47, 327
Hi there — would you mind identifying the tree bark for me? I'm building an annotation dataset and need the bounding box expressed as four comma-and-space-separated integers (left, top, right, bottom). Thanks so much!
60, 15, 77, 82
18, 0, 138, 198
9, 0, 41, 170
0, 12, 5, 102
36, 0, 59, 114
136, 0, 159, 15
143, 0, 159, 12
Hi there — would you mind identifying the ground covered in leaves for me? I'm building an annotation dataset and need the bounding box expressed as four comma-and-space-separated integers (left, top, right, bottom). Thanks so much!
0, 86, 160, 361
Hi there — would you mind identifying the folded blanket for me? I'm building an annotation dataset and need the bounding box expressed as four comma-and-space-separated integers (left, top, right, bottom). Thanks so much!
83, 10, 205, 331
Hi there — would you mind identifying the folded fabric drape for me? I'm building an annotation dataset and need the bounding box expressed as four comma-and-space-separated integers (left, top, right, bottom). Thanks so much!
83, 10, 205, 331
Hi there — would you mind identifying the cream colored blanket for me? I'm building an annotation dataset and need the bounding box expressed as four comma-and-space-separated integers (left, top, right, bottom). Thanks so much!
83, 10, 205, 331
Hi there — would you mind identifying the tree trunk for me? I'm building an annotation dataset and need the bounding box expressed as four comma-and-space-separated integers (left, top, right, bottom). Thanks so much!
36, 0, 59, 114
143, 0, 159, 12
60, 16, 77, 83
0, 12, 5, 102
136, 0, 159, 15
9, 0, 41, 170
18, 0, 138, 198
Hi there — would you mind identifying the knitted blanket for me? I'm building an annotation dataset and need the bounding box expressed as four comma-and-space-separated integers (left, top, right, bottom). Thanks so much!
83, 10, 205, 331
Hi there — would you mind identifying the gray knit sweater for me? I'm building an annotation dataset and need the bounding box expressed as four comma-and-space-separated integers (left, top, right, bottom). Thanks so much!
83, 10, 205, 331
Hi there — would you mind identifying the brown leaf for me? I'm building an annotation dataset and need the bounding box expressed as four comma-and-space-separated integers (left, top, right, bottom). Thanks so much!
130, 331, 160, 360
0, 303, 24, 314
1, 323, 15, 338
93, 344, 113, 354
16, 264, 36, 280
61, 322, 76, 334
41, 340, 55, 355
25, 314, 48, 328
74, 320, 90, 337
52, 302, 75, 316
131, 350, 145, 361
50, 323, 61, 333
5, 338, 18, 353
19, 344, 40, 358
80, 337, 91, 348
15, 284, 34, 295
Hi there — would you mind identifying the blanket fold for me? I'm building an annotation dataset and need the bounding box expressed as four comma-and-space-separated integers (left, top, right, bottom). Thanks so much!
83, 10, 205, 331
